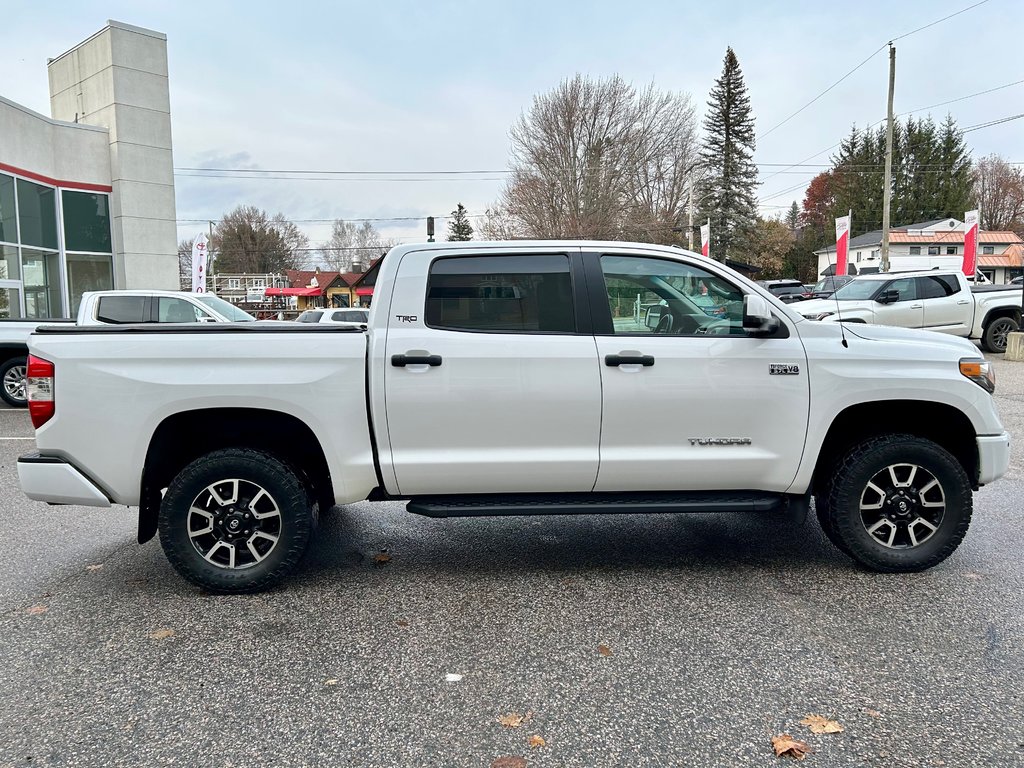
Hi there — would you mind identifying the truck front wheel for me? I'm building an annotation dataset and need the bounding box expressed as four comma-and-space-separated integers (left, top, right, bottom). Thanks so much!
822, 435, 972, 572
158, 449, 313, 593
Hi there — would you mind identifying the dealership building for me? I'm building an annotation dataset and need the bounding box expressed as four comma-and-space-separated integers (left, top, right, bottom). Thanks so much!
0, 21, 177, 319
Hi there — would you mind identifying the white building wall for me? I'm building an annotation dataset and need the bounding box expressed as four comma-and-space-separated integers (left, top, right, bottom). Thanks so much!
47, 21, 177, 290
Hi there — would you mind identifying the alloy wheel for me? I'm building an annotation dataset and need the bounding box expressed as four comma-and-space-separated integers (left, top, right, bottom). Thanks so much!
187, 478, 282, 569
859, 463, 945, 549
3, 364, 26, 402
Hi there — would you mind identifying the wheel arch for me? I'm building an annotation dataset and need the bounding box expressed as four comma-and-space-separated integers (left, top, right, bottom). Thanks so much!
138, 407, 333, 543
982, 305, 1022, 329
811, 400, 978, 498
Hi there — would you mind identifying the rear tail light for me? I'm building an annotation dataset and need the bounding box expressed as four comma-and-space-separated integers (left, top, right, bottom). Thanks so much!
27, 355, 55, 428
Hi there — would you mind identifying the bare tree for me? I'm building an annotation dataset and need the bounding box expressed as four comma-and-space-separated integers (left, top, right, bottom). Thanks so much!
488, 75, 698, 242
320, 220, 397, 272
211, 206, 310, 274
975, 155, 1024, 234
177, 238, 193, 289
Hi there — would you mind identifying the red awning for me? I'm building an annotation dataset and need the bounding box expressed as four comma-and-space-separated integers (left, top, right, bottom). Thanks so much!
355, 287, 374, 296
265, 287, 322, 297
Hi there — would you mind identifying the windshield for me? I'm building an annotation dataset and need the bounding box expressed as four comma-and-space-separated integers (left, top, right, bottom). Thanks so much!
195, 295, 256, 321
831, 279, 884, 301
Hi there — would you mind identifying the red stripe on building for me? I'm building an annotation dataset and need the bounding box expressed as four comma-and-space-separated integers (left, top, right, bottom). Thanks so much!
0, 161, 113, 193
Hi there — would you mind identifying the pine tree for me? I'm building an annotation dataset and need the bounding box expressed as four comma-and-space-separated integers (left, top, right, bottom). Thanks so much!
785, 201, 800, 231
935, 114, 973, 218
699, 47, 758, 259
446, 203, 474, 241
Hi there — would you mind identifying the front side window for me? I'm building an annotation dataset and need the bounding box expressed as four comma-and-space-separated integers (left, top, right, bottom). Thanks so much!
425, 254, 575, 333
158, 297, 212, 322
886, 277, 917, 302
296, 310, 323, 323
600, 255, 745, 336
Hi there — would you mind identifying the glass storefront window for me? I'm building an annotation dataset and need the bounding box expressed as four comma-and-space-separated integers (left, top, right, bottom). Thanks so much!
66, 253, 113, 315
0, 286, 23, 319
0, 245, 19, 281
62, 190, 112, 253
16, 180, 58, 250
22, 248, 62, 319
0, 174, 15, 244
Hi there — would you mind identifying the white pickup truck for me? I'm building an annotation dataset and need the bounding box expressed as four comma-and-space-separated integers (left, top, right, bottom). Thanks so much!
0, 291, 253, 407
17, 242, 1011, 592
797, 271, 1022, 353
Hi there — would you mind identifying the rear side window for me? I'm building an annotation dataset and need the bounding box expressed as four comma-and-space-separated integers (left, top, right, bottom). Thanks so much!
95, 295, 147, 324
296, 311, 323, 323
425, 254, 575, 333
917, 275, 959, 299
332, 310, 367, 322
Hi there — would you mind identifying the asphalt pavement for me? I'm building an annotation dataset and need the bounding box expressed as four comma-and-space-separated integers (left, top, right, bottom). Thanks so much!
0, 359, 1022, 767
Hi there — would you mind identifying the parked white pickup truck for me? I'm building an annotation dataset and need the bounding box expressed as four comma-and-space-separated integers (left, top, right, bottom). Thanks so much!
797, 271, 1021, 353
0, 291, 253, 407
18, 242, 1011, 592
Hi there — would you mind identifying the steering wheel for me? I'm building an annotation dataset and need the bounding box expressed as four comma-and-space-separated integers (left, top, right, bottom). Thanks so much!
654, 313, 674, 334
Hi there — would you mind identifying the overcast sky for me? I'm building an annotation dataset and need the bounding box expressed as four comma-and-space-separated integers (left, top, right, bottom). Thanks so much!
4, 0, 1022, 249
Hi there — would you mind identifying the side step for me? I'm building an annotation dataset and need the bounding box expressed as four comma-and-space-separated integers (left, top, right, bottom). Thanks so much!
406, 491, 786, 518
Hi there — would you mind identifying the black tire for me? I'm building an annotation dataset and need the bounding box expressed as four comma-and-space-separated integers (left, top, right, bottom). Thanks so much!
0, 356, 28, 408
814, 494, 852, 556
981, 316, 1018, 353
824, 435, 972, 572
158, 448, 313, 593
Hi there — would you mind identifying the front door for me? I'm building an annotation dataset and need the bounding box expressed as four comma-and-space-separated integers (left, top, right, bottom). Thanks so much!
589, 252, 810, 493
918, 274, 969, 333
872, 276, 923, 327
383, 248, 602, 495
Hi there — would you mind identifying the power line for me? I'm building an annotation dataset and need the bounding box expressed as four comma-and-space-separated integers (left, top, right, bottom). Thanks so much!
890, 0, 991, 41
962, 113, 1024, 132
175, 168, 510, 175
175, 174, 507, 182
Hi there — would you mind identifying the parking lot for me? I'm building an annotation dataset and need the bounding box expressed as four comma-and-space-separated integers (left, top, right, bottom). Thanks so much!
0, 357, 1021, 768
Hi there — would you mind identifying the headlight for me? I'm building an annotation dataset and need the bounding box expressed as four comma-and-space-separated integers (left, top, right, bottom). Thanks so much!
803, 311, 835, 321
960, 358, 995, 393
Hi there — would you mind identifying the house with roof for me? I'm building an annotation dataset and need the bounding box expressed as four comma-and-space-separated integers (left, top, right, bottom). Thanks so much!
814, 218, 1024, 283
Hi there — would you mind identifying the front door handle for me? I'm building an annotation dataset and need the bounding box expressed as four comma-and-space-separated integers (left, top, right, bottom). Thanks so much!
910, 304, 923, 309
605, 353, 655, 367
392, 353, 442, 367
956, 300, 970, 305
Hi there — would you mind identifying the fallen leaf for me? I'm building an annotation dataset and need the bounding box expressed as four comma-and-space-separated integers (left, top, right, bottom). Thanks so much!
498, 713, 527, 728
325, 679, 338, 686
597, 644, 612, 657
148, 628, 175, 640
26, 605, 48, 615
373, 552, 391, 565
800, 714, 844, 734
772, 733, 813, 760
396, 619, 410, 628
85, 564, 104, 572
528, 735, 546, 749
862, 708, 881, 718
445, 673, 463, 683
491, 758, 527, 768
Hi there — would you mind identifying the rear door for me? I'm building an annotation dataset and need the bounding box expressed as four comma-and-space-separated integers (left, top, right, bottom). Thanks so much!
588, 251, 809, 493
918, 274, 969, 333
382, 247, 602, 495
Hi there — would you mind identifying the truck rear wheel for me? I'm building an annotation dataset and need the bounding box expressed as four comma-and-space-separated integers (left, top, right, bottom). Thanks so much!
0, 356, 28, 408
823, 435, 972, 572
158, 448, 313, 593
982, 316, 1018, 353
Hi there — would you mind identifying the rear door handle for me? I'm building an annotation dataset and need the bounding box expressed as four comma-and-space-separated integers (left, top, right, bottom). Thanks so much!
391, 354, 442, 367
910, 304, 923, 309
605, 353, 655, 367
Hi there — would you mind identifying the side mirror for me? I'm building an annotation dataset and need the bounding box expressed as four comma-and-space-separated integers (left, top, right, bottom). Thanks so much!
743, 294, 780, 337
644, 305, 664, 329
876, 289, 899, 304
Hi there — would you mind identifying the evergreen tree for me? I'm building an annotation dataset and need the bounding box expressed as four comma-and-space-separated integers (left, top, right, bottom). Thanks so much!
699, 47, 758, 259
446, 203, 474, 241
784, 201, 800, 231
935, 114, 973, 217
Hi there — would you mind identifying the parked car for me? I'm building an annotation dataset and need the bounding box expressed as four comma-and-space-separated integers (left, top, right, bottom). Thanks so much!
757, 279, 807, 303
798, 271, 1021, 352
1012, 276, 1022, 285
0, 291, 254, 408
18, 241, 1009, 592
803, 275, 854, 300
296, 308, 369, 328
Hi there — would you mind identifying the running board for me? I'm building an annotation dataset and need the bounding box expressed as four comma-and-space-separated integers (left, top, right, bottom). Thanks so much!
406, 491, 786, 518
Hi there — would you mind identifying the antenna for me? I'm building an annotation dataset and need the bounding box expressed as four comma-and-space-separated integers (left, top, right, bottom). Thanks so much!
832, 272, 849, 348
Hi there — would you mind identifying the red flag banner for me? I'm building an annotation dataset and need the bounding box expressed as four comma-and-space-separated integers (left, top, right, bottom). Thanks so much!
835, 215, 851, 276
700, 222, 710, 258
963, 210, 979, 277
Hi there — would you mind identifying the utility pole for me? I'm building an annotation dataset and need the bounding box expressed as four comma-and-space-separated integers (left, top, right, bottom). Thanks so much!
687, 173, 695, 251
880, 43, 896, 272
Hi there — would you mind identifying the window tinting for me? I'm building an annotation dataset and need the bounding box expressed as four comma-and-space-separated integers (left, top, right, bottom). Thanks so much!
332, 310, 367, 322
938, 275, 961, 295
16, 180, 58, 250
297, 310, 323, 323
918, 276, 955, 299
62, 190, 112, 253
426, 254, 574, 333
96, 295, 148, 324
0, 174, 15, 244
